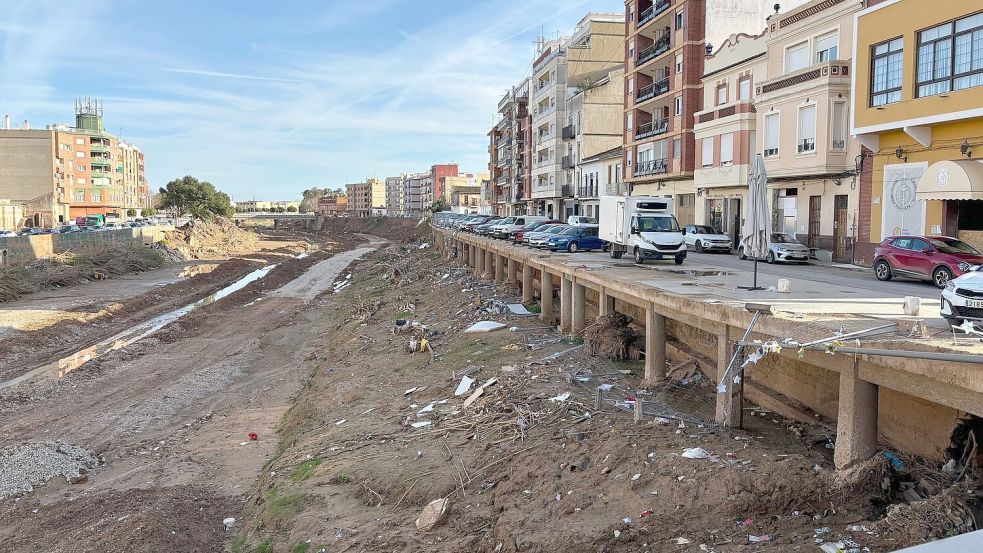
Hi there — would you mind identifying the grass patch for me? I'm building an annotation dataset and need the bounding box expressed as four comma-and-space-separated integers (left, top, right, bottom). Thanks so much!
255, 539, 274, 553
231, 535, 247, 553
290, 458, 322, 481
292, 542, 311, 553
329, 473, 351, 484
526, 302, 542, 314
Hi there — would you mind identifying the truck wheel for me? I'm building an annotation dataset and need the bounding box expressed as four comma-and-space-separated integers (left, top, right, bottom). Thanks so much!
610, 248, 623, 259
633, 247, 645, 265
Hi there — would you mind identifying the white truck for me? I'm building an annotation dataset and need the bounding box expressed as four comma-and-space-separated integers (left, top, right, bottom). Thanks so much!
599, 195, 687, 265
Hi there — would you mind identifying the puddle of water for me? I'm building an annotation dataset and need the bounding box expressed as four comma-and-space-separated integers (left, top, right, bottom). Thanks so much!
0, 264, 276, 390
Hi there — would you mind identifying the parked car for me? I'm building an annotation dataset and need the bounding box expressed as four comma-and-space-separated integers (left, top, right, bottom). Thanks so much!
474, 218, 504, 236
567, 215, 597, 226
521, 224, 567, 246
512, 220, 563, 244
19, 227, 43, 236
58, 224, 82, 233
527, 224, 570, 248
103, 222, 123, 230
490, 215, 550, 239
684, 225, 732, 253
874, 235, 983, 288
737, 233, 810, 264
546, 225, 607, 253
486, 216, 517, 238
941, 266, 983, 326
460, 216, 493, 232
0, 230, 17, 237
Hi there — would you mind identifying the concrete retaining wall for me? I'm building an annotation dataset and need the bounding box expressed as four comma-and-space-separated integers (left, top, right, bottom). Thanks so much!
0, 226, 169, 266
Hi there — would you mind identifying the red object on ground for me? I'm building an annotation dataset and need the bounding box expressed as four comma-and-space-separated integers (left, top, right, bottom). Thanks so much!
640, 510, 654, 518
248, 432, 259, 441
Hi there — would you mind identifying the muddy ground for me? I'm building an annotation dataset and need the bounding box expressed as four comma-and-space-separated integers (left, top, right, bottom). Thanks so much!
0, 218, 975, 553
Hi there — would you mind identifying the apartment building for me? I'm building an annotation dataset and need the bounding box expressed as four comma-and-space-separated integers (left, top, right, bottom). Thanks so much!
431, 163, 458, 204
385, 176, 404, 216
692, 31, 767, 245
564, 65, 625, 219
752, 0, 862, 262
852, 0, 983, 262
402, 172, 428, 217
316, 195, 347, 216
345, 179, 384, 217
529, 13, 625, 219
494, 79, 529, 216
450, 185, 482, 214
578, 147, 625, 218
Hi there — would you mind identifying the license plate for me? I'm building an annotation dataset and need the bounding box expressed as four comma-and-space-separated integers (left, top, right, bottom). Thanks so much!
968, 300, 983, 308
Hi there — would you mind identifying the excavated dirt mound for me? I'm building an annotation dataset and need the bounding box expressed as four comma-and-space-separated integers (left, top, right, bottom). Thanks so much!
164, 217, 258, 259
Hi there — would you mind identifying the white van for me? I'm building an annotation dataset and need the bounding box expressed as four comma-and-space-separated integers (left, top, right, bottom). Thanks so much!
599, 195, 686, 264
490, 215, 549, 239
567, 215, 597, 226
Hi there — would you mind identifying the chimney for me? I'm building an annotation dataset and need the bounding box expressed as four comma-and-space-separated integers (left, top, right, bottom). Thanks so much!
21, 119, 30, 130
2, 114, 8, 129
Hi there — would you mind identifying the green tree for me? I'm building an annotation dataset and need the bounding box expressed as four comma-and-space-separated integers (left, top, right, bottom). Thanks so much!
143, 207, 157, 217
286, 205, 298, 212
428, 198, 450, 213
157, 175, 234, 221
126, 208, 137, 217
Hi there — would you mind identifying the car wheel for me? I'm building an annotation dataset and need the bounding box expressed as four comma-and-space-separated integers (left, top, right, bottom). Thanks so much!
933, 266, 953, 289
567, 242, 579, 253
738, 247, 747, 260
633, 247, 645, 265
695, 241, 704, 253
874, 260, 892, 281
766, 251, 776, 264
674, 256, 684, 265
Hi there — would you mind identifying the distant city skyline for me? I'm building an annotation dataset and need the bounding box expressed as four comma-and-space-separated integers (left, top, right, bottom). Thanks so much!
0, 0, 623, 200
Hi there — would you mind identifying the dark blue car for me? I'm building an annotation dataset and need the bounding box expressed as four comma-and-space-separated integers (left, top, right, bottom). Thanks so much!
546, 225, 607, 253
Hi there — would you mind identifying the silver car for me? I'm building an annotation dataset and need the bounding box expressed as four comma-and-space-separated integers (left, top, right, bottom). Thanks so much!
738, 233, 810, 264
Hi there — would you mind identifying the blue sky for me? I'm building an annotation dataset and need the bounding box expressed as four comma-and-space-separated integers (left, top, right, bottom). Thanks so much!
0, 0, 623, 201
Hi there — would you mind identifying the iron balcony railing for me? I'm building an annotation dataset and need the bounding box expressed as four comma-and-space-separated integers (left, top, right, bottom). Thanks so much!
637, 0, 672, 28
797, 139, 816, 153
561, 124, 576, 140
577, 184, 599, 198
635, 117, 669, 140
832, 139, 846, 150
634, 158, 669, 177
636, 33, 671, 66
562, 155, 575, 169
637, 77, 670, 102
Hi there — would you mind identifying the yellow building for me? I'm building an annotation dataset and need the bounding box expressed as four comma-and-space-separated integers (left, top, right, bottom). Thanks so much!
853, 0, 983, 263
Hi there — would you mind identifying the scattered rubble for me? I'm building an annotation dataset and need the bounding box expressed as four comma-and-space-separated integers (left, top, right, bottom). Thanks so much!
0, 441, 99, 500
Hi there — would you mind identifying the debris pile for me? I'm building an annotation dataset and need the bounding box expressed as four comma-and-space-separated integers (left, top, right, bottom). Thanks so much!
163, 217, 258, 258
584, 312, 640, 360
0, 441, 100, 499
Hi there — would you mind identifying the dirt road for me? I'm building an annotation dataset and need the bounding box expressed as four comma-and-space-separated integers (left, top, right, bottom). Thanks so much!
0, 229, 380, 552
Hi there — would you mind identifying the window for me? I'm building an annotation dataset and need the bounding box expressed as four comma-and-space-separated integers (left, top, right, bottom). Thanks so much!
764, 113, 780, 157
739, 77, 751, 100
831, 102, 846, 150
815, 32, 839, 62
717, 85, 727, 105
627, 112, 633, 130
673, 138, 681, 159
720, 133, 734, 166
92, 191, 101, 202
675, 53, 683, 74
77, 165, 86, 172
75, 151, 84, 158
871, 37, 904, 106
797, 104, 816, 153
674, 96, 682, 115
702, 137, 713, 167
786, 42, 810, 73
675, 11, 685, 30
628, 77, 634, 94
76, 177, 85, 185
74, 190, 84, 202
75, 138, 84, 145
629, 39, 635, 61
627, 150, 632, 167
916, 12, 983, 97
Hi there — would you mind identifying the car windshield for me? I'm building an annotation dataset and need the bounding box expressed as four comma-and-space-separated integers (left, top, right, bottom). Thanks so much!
636, 216, 679, 232
522, 222, 541, 229
560, 227, 583, 236
694, 225, 719, 234
927, 238, 979, 255
771, 233, 799, 244
498, 217, 515, 225
541, 225, 565, 233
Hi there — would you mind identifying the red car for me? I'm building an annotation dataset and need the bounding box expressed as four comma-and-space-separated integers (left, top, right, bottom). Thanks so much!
873, 235, 983, 288
512, 220, 563, 244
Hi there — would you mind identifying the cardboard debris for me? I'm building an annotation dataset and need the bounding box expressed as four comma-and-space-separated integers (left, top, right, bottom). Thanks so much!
415, 498, 450, 531
454, 376, 475, 396
464, 321, 507, 333
410, 421, 432, 429
506, 303, 534, 316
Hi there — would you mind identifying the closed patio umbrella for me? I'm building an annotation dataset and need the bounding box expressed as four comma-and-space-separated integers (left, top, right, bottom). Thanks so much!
740, 154, 771, 291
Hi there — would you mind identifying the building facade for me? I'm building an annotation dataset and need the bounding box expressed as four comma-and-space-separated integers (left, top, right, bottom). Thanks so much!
385, 176, 404, 216
693, 31, 767, 245
754, 0, 862, 262
493, 79, 529, 216
316, 195, 347, 216
402, 172, 428, 218
578, 147, 625, 218
853, 0, 983, 262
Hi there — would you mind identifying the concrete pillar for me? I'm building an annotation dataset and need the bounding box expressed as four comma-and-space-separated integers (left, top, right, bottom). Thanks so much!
645, 308, 667, 385
476, 246, 485, 274
560, 277, 572, 333
495, 253, 505, 283
540, 270, 555, 324
484, 249, 494, 279
599, 287, 615, 317
507, 257, 517, 283
572, 282, 586, 335
834, 358, 879, 470
469, 243, 476, 267
521, 264, 534, 304
714, 326, 740, 427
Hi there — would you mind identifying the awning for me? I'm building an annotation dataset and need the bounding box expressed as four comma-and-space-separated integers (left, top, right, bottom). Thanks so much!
916, 160, 983, 201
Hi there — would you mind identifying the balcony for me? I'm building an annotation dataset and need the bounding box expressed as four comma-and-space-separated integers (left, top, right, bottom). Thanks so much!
561, 124, 576, 140
635, 117, 669, 140
636, 77, 670, 103
577, 183, 599, 198
634, 158, 669, 177
637, 0, 672, 29
636, 33, 670, 67
513, 191, 524, 203
497, 194, 507, 204
758, 61, 851, 97
561, 155, 575, 169
561, 184, 574, 197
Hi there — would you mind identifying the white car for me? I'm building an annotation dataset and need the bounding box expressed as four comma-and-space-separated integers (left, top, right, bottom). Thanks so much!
941, 267, 983, 326
0, 230, 16, 237
567, 215, 597, 226
489, 215, 549, 239
684, 225, 732, 253
738, 233, 810, 264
